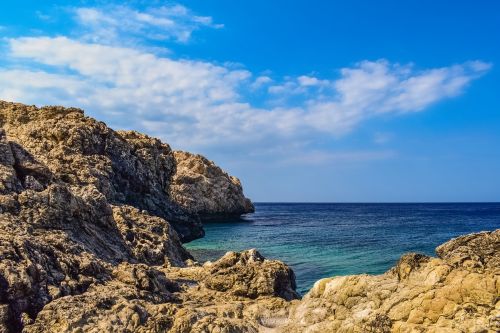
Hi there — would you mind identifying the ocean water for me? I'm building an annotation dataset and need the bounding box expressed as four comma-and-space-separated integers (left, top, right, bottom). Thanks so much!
185, 203, 500, 295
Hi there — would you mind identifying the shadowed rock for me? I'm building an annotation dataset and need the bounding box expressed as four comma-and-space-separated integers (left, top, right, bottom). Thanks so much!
0, 101, 254, 241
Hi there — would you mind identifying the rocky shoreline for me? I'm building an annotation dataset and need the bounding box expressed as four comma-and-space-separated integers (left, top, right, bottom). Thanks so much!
0, 101, 498, 332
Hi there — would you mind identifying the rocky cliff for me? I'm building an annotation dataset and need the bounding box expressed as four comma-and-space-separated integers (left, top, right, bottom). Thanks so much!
0, 101, 254, 242
170, 151, 254, 220
0, 101, 498, 333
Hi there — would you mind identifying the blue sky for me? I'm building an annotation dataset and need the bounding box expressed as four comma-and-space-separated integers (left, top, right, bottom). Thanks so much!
0, 0, 499, 202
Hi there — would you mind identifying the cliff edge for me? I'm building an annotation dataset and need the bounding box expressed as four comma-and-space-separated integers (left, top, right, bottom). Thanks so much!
0, 101, 254, 242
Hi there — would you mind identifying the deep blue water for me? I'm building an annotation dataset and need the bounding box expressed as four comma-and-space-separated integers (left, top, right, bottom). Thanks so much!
185, 203, 500, 294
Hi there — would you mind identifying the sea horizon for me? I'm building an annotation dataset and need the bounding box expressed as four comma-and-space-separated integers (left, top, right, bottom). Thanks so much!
0, 1, 498, 331
188, 202, 500, 294
253, 201, 500, 204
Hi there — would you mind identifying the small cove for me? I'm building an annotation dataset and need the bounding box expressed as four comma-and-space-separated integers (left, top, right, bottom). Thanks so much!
185, 202, 500, 295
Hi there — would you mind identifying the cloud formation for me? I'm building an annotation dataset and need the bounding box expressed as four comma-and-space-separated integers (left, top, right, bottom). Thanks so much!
74, 4, 223, 44
0, 4, 491, 157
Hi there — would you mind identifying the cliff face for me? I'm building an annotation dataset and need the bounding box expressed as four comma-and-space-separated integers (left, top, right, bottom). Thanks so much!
0, 101, 498, 333
0, 101, 270, 332
0, 101, 254, 242
170, 151, 255, 220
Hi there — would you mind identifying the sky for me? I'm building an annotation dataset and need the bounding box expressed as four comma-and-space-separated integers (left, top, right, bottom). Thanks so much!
0, 0, 499, 202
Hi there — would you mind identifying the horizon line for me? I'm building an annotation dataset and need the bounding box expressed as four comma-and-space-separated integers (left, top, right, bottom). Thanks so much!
252, 201, 500, 204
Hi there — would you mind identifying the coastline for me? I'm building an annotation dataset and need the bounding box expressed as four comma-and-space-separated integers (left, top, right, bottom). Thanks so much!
0, 101, 498, 332
186, 202, 500, 295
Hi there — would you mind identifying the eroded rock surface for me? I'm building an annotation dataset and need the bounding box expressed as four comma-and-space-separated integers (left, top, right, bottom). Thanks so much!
0, 101, 261, 332
0, 101, 254, 241
170, 151, 255, 220
17, 230, 499, 333
0, 101, 498, 333
282, 230, 500, 333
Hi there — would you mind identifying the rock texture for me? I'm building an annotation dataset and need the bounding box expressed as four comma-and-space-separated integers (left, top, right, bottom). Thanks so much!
0, 101, 498, 333
0, 101, 254, 241
282, 230, 500, 333
170, 151, 254, 220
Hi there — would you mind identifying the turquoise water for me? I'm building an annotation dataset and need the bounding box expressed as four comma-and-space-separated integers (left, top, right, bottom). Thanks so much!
185, 203, 500, 294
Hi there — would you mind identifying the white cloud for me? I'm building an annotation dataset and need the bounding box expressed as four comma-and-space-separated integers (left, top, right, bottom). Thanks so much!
251, 76, 273, 90
0, 0, 492, 162
0, 36, 490, 153
297, 75, 329, 87
302, 60, 491, 134
74, 4, 222, 44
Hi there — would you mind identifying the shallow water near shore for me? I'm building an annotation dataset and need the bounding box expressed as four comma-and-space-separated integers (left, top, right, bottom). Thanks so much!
185, 203, 500, 295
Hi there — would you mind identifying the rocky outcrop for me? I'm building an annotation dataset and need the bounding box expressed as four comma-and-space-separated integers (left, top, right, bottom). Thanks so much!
14, 229, 500, 333
0, 101, 254, 241
0, 127, 193, 330
170, 151, 255, 220
22, 250, 298, 333
0, 101, 261, 332
202, 249, 298, 301
0, 101, 498, 333
281, 230, 500, 333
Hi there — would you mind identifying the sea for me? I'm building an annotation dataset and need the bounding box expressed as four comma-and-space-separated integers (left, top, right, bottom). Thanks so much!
185, 203, 500, 295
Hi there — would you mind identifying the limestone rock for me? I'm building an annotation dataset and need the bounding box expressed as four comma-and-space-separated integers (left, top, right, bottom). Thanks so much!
202, 249, 299, 301
0, 100, 264, 332
112, 205, 192, 267
0, 101, 254, 241
436, 229, 500, 271
0, 101, 195, 330
0, 177, 195, 331
24, 263, 179, 333
281, 230, 500, 333
0, 101, 497, 333
170, 151, 255, 220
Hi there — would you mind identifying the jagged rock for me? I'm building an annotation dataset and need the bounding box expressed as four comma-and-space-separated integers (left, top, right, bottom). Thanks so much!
436, 229, 500, 271
0, 100, 261, 332
24, 263, 179, 333
202, 249, 299, 301
112, 205, 191, 267
0, 101, 254, 241
21, 250, 297, 333
281, 230, 500, 333
0, 129, 23, 195
0, 101, 497, 333
170, 151, 255, 220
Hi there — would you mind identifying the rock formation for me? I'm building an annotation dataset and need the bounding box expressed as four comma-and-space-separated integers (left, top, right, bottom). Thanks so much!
170, 151, 254, 220
0, 101, 498, 333
0, 101, 254, 242
282, 230, 500, 332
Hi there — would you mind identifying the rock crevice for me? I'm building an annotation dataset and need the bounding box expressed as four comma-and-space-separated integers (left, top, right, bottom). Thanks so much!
0, 101, 254, 242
